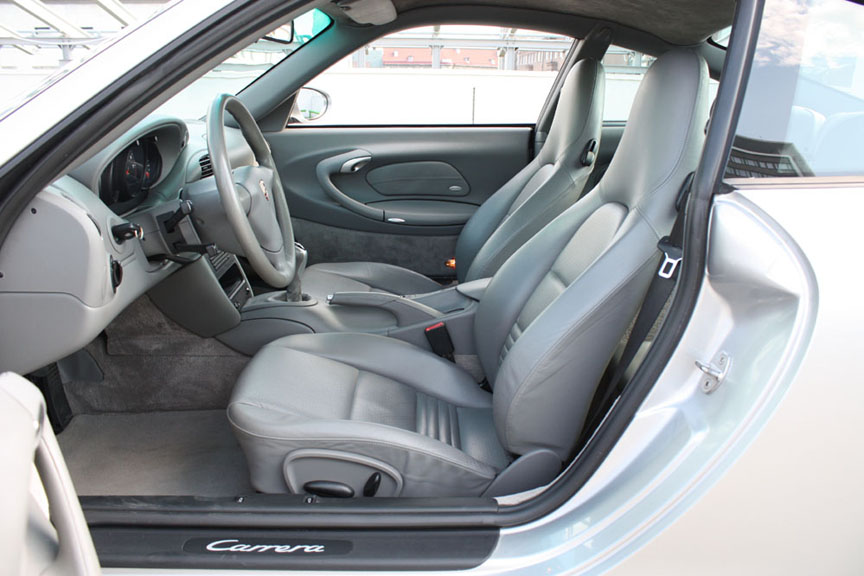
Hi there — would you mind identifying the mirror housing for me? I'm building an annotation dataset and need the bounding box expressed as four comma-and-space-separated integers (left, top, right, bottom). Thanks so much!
262, 21, 294, 44
289, 87, 330, 123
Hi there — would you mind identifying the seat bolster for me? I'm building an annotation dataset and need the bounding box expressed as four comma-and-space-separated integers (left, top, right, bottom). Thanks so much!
227, 409, 498, 495
271, 333, 492, 409
303, 262, 442, 298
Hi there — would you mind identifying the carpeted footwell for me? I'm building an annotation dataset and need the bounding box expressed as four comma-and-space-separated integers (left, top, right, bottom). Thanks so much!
57, 410, 253, 497
62, 295, 249, 415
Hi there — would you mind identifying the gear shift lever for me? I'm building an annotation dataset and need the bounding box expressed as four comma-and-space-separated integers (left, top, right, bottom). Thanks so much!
285, 242, 307, 302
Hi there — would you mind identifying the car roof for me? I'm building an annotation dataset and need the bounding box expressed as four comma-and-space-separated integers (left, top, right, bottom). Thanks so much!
390, 0, 734, 45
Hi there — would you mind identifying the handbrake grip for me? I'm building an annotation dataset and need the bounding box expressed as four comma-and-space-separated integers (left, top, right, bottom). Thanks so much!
327, 291, 441, 326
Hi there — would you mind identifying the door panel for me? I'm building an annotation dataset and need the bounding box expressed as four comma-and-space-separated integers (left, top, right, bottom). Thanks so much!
265, 126, 531, 276
266, 125, 531, 233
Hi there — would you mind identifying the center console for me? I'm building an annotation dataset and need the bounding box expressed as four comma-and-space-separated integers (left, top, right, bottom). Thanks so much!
133, 199, 488, 359
215, 277, 488, 357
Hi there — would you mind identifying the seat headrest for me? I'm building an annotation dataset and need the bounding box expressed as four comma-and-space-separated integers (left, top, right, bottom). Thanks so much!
596, 49, 709, 230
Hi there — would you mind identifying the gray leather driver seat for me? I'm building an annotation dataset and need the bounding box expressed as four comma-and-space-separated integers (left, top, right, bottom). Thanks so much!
229, 49, 709, 497
300, 54, 607, 298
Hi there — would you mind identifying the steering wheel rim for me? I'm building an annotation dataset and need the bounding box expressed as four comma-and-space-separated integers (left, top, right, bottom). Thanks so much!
207, 93, 296, 288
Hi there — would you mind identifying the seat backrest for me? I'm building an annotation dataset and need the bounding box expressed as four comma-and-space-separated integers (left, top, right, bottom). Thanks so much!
453, 56, 606, 283
474, 49, 709, 461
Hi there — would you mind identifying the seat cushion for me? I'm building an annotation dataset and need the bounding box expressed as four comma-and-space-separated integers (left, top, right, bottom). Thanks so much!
228, 333, 511, 496
302, 262, 443, 300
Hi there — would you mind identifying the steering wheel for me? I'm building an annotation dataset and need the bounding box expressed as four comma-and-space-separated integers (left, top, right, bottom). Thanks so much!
206, 93, 296, 288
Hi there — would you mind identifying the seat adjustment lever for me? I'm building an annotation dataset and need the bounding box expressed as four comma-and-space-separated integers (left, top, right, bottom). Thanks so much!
363, 472, 381, 497
303, 480, 354, 498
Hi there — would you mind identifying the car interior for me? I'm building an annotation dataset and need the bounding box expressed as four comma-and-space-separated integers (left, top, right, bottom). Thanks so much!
0, 0, 732, 503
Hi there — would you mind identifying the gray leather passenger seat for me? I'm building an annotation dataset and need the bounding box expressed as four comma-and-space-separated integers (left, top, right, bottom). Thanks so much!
301, 55, 607, 298
228, 49, 709, 497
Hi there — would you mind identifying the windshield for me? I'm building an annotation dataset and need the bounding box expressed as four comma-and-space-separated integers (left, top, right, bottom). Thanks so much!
155, 8, 331, 119
0, 1, 173, 116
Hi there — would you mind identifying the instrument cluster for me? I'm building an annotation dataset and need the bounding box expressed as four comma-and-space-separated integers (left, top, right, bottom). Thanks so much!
98, 137, 163, 213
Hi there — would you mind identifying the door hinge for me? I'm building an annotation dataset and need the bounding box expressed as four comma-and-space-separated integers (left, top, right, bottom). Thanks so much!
695, 351, 731, 394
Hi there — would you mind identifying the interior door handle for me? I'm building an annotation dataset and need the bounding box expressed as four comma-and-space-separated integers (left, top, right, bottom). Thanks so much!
340, 155, 372, 174
316, 149, 383, 221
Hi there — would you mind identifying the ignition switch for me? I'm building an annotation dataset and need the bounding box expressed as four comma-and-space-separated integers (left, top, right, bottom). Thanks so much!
111, 222, 143, 244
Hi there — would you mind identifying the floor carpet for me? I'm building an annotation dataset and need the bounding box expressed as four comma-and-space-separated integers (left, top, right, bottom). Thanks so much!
57, 410, 253, 497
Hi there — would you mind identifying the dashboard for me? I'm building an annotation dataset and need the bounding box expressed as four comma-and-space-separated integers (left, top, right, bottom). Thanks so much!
69, 116, 255, 216
0, 113, 258, 375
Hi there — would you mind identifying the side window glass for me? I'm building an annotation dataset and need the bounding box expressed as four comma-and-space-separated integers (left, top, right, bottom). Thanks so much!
298, 25, 573, 125
727, 0, 864, 178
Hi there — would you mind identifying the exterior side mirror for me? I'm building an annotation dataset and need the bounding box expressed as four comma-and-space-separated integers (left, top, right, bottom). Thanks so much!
262, 21, 294, 44
289, 87, 330, 123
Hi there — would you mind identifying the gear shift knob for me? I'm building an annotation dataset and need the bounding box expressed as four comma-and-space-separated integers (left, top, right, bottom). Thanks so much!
294, 242, 308, 278
285, 242, 307, 302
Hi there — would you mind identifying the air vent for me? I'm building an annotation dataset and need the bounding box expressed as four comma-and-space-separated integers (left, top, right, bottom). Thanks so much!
199, 154, 213, 179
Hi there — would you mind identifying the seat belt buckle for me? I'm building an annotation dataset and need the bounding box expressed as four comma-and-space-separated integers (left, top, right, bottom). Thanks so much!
657, 236, 683, 279
425, 321, 455, 362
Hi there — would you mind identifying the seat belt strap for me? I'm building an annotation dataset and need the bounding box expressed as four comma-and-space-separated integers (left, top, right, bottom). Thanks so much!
581, 172, 694, 435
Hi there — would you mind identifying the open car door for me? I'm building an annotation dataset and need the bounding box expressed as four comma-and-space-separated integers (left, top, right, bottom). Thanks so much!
1, 372, 100, 576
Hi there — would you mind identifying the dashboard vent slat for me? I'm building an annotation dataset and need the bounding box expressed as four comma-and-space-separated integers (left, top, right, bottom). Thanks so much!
199, 154, 213, 179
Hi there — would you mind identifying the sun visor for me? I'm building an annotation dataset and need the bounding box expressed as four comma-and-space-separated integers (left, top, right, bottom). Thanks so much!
335, 0, 397, 25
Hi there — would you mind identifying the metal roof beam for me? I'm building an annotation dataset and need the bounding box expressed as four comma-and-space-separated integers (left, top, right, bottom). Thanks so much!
10, 0, 92, 38
92, 0, 135, 26
0, 24, 35, 54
